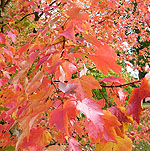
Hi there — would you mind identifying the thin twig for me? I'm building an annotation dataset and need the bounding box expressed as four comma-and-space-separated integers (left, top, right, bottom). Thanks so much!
100, 79, 142, 88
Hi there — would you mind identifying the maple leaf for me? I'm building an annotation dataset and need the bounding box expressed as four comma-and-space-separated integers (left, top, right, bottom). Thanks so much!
71, 75, 101, 99
128, 74, 150, 123
89, 45, 121, 74
18, 42, 31, 56
21, 127, 51, 151
95, 135, 132, 151
61, 62, 78, 81
76, 98, 121, 143
127, 88, 143, 124
49, 100, 76, 135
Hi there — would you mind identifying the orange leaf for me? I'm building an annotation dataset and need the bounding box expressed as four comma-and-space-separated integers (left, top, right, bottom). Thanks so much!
72, 75, 101, 99
66, 7, 89, 21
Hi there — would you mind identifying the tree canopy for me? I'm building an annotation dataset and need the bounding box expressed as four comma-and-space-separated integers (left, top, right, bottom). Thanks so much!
0, 0, 150, 150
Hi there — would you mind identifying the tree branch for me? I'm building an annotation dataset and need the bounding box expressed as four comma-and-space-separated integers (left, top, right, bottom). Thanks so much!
4, 0, 11, 7
100, 79, 142, 88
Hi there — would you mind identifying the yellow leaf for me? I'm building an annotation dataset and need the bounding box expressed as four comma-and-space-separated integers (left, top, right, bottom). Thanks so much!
42, 130, 52, 146
95, 135, 132, 151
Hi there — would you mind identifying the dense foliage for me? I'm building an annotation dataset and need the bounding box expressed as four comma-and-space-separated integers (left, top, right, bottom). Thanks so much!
0, 0, 150, 150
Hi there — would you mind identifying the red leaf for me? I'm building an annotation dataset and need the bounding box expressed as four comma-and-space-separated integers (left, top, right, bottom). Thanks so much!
0, 79, 8, 87
76, 98, 104, 122
22, 127, 50, 151
127, 88, 142, 123
128, 74, 150, 123
25, 71, 44, 93
49, 101, 76, 134
0, 33, 6, 44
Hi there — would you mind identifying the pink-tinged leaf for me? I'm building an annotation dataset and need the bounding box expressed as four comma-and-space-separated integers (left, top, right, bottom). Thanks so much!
45, 54, 64, 74
50, 109, 68, 133
60, 23, 75, 41
69, 137, 81, 151
7, 31, 17, 43
59, 82, 77, 93
77, 99, 120, 143
47, 145, 65, 151
118, 88, 127, 106
12, 60, 30, 89
35, 55, 49, 70
28, 44, 45, 53
76, 98, 104, 122
8, 66, 18, 73
7, 24, 18, 35
0, 33, 6, 44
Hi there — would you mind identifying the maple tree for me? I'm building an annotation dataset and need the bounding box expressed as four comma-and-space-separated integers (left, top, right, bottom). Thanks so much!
0, 0, 150, 151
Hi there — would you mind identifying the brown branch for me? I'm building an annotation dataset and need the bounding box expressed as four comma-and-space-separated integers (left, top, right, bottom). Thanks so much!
100, 79, 142, 88
18, 12, 35, 22
99, 89, 110, 106
4, 0, 11, 7
98, 10, 117, 24
49, 0, 57, 6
